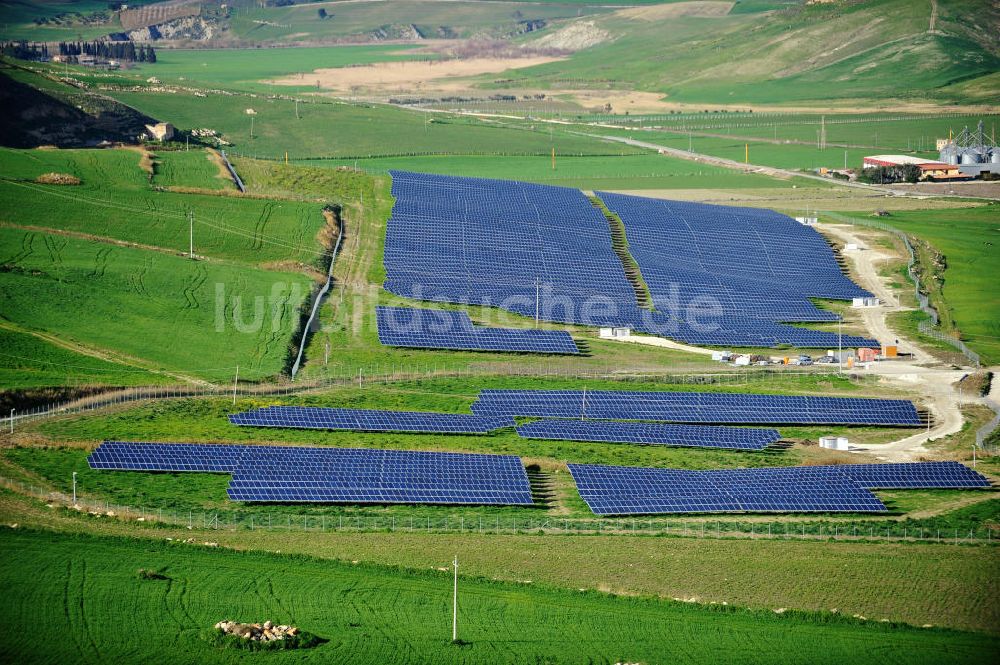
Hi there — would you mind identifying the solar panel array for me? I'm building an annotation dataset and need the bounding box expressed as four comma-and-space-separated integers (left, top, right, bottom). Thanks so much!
568, 461, 990, 515
569, 464, 887, 514
87, 441, 534, 506
473, 390, 922, 426
383, 171, 877, 348
88, 440, 252, 472
376, 306, 579, 354
821, 461, 991, 489
597, 192, 870, 324
516, 419, 780, 450
229, 406, 512, 434
227, 446, 533, 504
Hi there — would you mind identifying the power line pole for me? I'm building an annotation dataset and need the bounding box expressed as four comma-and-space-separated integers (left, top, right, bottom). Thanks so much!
72, 471, 77, 504
838, 317, 842, 373
232, 365, 239, 405
188, 210, 194, 259
452, 555, 459, 643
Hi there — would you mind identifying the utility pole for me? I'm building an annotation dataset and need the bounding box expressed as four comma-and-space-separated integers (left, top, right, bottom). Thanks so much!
324, 340, 330, 366
295, 99, 299, 120
250, 114, 254, 140
838, 318, 842, 373
232, 365, 239, 405
452, 555, 459, 643
581, 387, 587, 421
72, 471, 77, 504
9, 408, 13, 434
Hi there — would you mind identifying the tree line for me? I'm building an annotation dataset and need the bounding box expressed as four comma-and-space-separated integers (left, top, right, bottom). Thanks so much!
58, 41, 157, 62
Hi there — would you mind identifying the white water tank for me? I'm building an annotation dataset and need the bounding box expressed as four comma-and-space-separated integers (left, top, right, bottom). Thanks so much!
961, 151, 981, 164
819, 436, 850, 450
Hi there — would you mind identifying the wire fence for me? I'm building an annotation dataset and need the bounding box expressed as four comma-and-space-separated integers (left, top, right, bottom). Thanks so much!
7, 476, 994, 546
823, 212, 980, 367
2, 365, 872, 430
977, 400, 1000, 455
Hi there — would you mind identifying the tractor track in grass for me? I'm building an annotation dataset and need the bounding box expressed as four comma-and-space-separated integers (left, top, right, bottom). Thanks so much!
0, 320, 210, 387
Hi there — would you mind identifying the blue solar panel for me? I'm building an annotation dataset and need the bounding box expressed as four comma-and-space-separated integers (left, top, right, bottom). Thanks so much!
88, 441, 534, 506
383, 171, 878, 349
473, 390, 922, 426
376, 306, 579, 354
567, 461, 990, 515
227, 446, 533, 505
596, 192, 870, 317
87, 441, 251, 472
229, 406, 512, 434
568, 464, 888, 515
818, 461, 991, 489
516, 419, 780, 450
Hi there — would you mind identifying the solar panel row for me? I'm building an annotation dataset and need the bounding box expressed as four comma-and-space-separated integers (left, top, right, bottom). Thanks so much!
88, 441, 252, 473
568, 461, 989, 515
87, 441, 534, 506
229, 406, 512, 434
87, 443, 988, 513
473, 390, 922, 426
516, 419, 780, 450
383, 171, 879, 348
376, 306, 579, 354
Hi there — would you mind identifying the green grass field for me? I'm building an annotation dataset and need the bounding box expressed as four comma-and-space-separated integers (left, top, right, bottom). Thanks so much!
3, 528, 995, 664
151, 149, 233, 191
297, 153, 798, 190
102, 89, 645, 160
0, 326, 165, 390
128, 45, 430, 92
0, 226, 310, 381
0, 148, 327, 265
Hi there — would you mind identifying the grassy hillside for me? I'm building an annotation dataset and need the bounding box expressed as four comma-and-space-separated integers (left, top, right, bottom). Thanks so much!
0, 0, 119, 41
0, 226, 310, 381
225, 0, 613, 44
508, 0, 1000, 105
2, 528, 995, 664
0, 146, 369, 383
0, 326, 165, 390
0, 148, 326, 265
0, 63, 155, 148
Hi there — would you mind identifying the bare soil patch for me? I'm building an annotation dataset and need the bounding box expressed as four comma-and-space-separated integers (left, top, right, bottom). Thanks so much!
269, 56, 564, 95
617, 1, 735, 21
